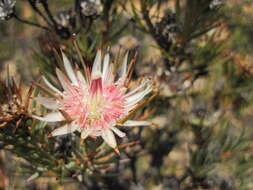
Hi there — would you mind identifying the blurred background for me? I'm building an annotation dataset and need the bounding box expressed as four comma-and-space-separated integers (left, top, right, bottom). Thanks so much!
0, 0, 253, 189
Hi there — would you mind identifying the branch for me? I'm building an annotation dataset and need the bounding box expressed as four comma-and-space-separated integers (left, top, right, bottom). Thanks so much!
13, 14, 51, 31
27, 0, 53, 27
140, 1, 170, 51
41, 2, 58, 27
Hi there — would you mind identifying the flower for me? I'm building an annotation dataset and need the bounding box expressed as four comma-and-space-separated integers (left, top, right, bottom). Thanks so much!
33, 50, 152, 151
54, 9, 75, 28
209, 0, 223, 9
80, 0, 102, 17
0, 0, 16, 20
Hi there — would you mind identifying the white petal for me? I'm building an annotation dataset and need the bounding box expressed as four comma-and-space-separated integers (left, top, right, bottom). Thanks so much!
62, 53, 78, 86
51, 124, 79, 136
123, 120, 151, 127
104, 65, 114, 84
126, 86, 151, 103
33, 112, 64, 122
35, 96, 59, 110
76, 70, 87, 88
89, 130, 102, 136
81, 130, 90, 139
102, 53, 110, 82
56, 68, 71, 91
125, 86, 152, 108
42, 76, 63, 96
119, 51, 128, 79
111, 126, 126, 138
124, 79, 149, 98
101, 129, 117, 148
91, 50, 102, 80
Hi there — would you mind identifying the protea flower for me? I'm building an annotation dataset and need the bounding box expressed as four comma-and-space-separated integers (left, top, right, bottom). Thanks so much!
33, 50, 152, 151
80, 0, 102, 17
0, 0, 16, 20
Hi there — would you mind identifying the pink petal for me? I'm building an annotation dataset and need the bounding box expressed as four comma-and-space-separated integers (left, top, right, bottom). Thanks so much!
90, 78, 102, 95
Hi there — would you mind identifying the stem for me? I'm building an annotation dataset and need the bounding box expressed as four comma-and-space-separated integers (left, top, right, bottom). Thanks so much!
108, 21, 129, 41
140, 1, 170, 51
140, 1, 156, 36
101, 1, 113, 44
27, 0, 53, 27
41, 2, 72, 39
13, 14, 51, 31
41, 2, 58, 27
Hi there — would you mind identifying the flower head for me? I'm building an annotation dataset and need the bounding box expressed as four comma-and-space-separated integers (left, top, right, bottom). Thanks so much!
34, 50, 152, 150
209, 0, 223, 9
80, 0, 102, 17
54, 9, 75, 27
0, 0, 16, 20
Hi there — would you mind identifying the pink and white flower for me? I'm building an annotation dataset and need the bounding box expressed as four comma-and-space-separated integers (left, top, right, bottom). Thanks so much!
33, 50, 152, 150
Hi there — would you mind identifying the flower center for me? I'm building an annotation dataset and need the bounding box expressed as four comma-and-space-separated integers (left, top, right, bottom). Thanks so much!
86, 93, 105, 121
60, 79, 126, 130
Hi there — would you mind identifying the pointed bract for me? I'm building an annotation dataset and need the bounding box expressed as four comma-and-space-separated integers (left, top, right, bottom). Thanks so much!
111, 126, 126, 137
123, 120, 151, 127
35, 96, 59, 110
119, 51, 129, 81
102, 129, 117, 148
33, 112, 64, 122
56, 68, 71, 91
42, 76, 63, 96
51, 123, 79, 136
91, 50, 102, 80
81, 129, 90, 139
102, 53, 110, 82
62, 53, 79, 86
